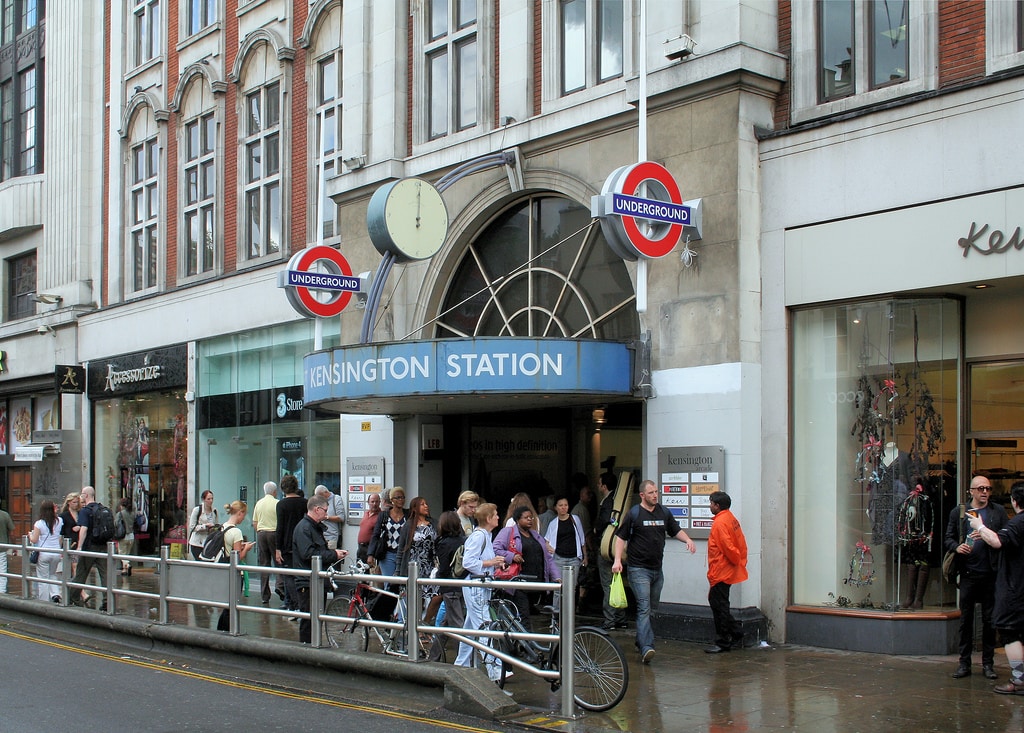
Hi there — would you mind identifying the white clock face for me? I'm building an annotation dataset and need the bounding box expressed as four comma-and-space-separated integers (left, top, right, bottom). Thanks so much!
367, 177, 449, 261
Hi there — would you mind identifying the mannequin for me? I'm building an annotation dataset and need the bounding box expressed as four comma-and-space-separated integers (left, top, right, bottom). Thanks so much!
881, 442, 899, 468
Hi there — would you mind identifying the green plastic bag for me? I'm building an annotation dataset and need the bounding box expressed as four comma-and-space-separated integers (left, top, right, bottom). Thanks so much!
609, 572, 628, 609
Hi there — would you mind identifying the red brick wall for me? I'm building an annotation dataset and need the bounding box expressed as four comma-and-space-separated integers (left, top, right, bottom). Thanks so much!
222, 1, 239, 270
774, 0, 792, 131
291, 0, 309, 253
938, 1, 987, 88
102, 2, 111, 306
532, 0, 541, 117
165, 1, 179, 287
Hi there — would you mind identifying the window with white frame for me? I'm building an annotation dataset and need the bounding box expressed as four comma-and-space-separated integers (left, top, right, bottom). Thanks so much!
183, 111, 216, 276
132, 0, 161, 67
986, 0, 1024, 75
185, 0, 216, 37
313, 52, 341, 240
559, 0, 624, 96
243, 80, 282, 260
791, 1, 937, 124
129, 127, 160, 293
425, 0, 478, 139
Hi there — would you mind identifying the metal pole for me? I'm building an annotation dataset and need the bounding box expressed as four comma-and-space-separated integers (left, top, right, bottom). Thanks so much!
560, 564, 576, 718
60, 538, 70, 606
20, 536, 31, 599
407, 561, 421, 661
311, 555, 323, 647
228, 551, 241, 634
105, 542, 116, 613
158, 545, 170, 624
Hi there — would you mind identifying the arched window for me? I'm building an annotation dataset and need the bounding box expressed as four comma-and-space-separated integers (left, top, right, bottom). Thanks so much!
126, 106, 161, 295
308, 4, 343, 241
436, 195, 637, 340
179, 76, 219, 278
238, 41, 285, 262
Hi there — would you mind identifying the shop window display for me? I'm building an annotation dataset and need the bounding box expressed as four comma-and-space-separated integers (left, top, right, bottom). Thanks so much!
94, 394, 188, 553
792, 298, 959, 611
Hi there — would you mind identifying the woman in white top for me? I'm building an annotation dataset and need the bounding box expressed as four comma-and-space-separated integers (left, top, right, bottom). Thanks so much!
543, 496, 586, 612
216, 500, 255, 632
453, 502, 508, 680
188, 490, 219, 560
29, 500, 63, 603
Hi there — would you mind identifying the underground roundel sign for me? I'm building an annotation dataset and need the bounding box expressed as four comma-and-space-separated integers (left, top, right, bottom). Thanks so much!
278, 245, 360, 318
591, 161, 702, 261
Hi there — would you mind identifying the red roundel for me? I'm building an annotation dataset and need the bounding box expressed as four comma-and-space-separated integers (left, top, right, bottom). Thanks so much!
619, 161, 684, 259
291, 246, 354, 318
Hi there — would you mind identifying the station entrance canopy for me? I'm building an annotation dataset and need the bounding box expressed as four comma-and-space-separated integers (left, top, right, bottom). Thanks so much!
303, 337, 636, 415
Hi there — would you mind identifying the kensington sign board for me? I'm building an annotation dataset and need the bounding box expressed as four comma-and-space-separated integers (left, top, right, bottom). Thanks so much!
278, 245, 360, 319
592, 161, 703, 260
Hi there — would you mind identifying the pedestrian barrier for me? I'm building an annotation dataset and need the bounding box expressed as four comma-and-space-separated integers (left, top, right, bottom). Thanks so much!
0, 539, 593, 717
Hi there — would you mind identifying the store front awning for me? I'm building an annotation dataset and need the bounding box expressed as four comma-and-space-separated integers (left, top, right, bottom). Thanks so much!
303, 337, 640, 415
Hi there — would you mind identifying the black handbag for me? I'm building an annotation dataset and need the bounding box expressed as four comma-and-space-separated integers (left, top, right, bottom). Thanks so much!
941, 504, 965, 586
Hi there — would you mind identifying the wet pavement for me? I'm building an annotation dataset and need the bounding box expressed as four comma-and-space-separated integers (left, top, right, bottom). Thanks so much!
4, 558, 1024, 731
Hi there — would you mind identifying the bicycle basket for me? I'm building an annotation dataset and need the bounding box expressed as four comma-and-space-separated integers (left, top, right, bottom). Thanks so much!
367, 591, 400, 621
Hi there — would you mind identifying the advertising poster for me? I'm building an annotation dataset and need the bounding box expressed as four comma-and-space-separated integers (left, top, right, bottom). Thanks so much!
9, 397, 32, 451
0, 401, 7, 455
278, 437, 305, 489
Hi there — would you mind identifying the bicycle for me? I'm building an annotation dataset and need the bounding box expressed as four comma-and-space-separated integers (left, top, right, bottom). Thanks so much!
477, 581, 629, 712
323, 561, 433, 658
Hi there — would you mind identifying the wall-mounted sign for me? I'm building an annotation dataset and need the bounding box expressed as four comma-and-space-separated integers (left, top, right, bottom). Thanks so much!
55, 364, 86, 394
592, 161, 703, 260
279, 245, 359, 318
657, 445, 724, 540
304, 338, 632, 406
88, 345, 187, 397
346, 456, 385, 525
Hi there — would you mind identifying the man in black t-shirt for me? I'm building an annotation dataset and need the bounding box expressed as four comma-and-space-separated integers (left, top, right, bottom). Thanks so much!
613, 479, 695, 664
71, 485, 108, 609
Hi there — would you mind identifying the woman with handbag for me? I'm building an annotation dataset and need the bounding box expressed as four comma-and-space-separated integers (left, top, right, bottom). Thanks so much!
367, 487, 407, 578
29, 500, 63, 603
397, 496, 442, 625
454, 503, 508, 681
543, 495, 587, 613
187, 490, 219, 560
493, 505, 561, 629
116, 497, 137, 576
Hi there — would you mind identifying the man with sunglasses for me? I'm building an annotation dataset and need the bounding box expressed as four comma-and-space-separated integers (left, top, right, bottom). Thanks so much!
946, 475, 1006, 680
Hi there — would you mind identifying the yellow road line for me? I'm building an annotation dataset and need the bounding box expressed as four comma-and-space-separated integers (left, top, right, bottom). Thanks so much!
0, 627, 495, 732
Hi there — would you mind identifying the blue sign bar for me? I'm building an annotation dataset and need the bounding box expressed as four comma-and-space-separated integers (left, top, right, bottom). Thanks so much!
611, 193, 692, 226
304, 338, 632, 403
287, 270, 361, 292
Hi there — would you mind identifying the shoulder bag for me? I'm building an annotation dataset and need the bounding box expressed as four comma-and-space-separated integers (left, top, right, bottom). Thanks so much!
493, 531, 522, 580
941, 504, 965, 586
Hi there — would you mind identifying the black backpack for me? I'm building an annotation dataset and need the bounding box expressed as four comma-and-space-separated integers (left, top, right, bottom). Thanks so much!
199, 525, 228, 563
90, 504, 117, 544
114, 511, 127, 540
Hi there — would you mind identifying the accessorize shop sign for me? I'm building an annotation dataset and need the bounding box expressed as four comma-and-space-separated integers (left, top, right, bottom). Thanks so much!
303, 338, 631, 403
88, 345, 188, 396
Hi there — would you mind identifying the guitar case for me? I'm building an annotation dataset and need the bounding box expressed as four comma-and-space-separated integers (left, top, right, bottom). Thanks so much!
599, 471, 636, 562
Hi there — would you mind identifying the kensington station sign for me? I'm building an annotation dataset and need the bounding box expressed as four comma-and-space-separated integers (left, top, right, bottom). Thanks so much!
303, 338, 632, 404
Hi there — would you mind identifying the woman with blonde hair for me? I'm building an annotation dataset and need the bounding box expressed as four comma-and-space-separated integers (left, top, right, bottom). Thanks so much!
58, 492, 80, 549
504, 492, 540, 532
216, 500, 255, 631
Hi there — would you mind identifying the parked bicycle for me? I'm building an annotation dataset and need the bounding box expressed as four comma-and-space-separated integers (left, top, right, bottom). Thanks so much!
477, 580, 629, 711
322, 561, 433, 658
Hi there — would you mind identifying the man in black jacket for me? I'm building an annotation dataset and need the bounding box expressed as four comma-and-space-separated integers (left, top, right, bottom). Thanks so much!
274, 474, 306, 612
946, 474, 1007, 680
292, 494, 347, 644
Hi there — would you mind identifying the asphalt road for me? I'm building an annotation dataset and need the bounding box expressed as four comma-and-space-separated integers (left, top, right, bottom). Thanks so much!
0, 627, 516, 733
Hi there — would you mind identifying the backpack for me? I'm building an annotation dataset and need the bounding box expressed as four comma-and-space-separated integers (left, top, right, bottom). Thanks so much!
90, 503, 117, 544
450, 543, 468, 578
114, 511, 127, 541
199, 524, 228, 562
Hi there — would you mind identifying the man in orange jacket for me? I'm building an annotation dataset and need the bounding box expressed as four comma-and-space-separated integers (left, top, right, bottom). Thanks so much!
705, 491, 748, 654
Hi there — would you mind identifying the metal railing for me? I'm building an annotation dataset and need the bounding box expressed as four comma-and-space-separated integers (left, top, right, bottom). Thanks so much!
1, 540, 580, 717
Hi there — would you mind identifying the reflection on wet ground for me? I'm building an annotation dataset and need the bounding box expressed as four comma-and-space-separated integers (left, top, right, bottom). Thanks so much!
5, 561, 1024, 732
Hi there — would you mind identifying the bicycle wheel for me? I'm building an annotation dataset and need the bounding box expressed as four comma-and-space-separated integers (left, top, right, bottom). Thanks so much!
324, 597, 369, 652
571, 626, 629, 712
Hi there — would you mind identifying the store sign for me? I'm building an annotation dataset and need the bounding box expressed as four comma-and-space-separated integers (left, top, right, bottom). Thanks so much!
592, 161, 703, 260
89, 345, 187, 397
656, 445, 725, 539
303, 338, 632, 404
279, 245, 359, 318
958, 221, 1024, 258
55, 365, 86, 394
